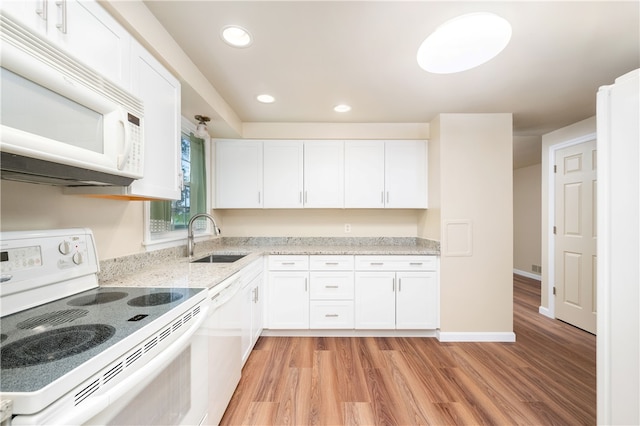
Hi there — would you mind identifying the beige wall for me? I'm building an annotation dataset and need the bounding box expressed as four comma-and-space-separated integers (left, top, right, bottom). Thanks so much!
217, 209, 420, 237
432, 113, 514, 334
0, 180, 144, 260
540, 116, 596, 310
513, 163, 542, 276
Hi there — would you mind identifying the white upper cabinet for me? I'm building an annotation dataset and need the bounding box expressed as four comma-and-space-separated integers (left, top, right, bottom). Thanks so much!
2, 0, 131, 87
345, 140, 428, 208
344, 140, 385, 208
303, 140, 344, 208
385, 140, 428, 208
215, 140, 263, 208
263, 140, 304, 208
127, 39, 181, 200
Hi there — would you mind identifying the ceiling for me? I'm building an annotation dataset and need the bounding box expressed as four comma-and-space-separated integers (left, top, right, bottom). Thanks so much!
143, 1, 639, 167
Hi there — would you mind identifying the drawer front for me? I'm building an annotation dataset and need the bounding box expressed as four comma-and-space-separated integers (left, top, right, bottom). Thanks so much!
310, 301, 354, 329
309, 255, 354, 271
268, 255, 309, 270
309, 272, 354, 300
354, 255, 437, 271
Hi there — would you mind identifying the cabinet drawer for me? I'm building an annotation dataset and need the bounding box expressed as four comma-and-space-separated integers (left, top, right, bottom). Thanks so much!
268, 255, 309, 270
309, 272, 354, 300
310, 301, 354, 329
355, 255, 437, 271
309, 255, 354, 270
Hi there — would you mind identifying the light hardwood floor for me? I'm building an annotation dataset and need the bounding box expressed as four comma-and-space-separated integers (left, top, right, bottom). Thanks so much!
220, 275, 596, 425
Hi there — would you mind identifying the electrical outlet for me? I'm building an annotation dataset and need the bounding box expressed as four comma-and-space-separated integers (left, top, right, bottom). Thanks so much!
532, 264, 542, 273
344, 223, 352, 233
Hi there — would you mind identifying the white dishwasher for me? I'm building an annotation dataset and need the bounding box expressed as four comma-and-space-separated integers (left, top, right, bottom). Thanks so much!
204, 273, 243, 425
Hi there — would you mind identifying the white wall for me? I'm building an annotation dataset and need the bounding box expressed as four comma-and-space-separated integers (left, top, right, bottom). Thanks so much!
513, 163, 542, 277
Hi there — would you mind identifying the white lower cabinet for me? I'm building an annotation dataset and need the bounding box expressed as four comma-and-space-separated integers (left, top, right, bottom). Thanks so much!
267, 254, 438, 331
267, 256, 309, 329
354, 255, 438, 330
241, 260, 264, 365
309, 256, 355, 329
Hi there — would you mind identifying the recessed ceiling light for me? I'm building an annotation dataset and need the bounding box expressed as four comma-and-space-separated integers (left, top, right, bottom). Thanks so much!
221, 25, 252, 48
417, 12, 512, 74
334, 104, 352, 113
256, 94, 275, 104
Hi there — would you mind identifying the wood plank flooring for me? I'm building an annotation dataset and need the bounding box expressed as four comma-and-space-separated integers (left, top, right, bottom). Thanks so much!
220, 274, 596, 425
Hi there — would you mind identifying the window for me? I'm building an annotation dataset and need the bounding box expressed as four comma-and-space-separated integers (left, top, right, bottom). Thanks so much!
148, 120, 208, 244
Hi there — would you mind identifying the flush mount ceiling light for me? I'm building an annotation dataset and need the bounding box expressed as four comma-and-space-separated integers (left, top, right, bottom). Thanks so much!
194, 115, 210, 138
334, 104, 352, 113
221, 25, 252, 48
256, 94, 275, 104
417, 12, 512, 74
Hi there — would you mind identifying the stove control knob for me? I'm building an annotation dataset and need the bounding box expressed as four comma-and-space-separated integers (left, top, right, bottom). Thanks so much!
72, 252, 84, 265
59, 240, 72, 255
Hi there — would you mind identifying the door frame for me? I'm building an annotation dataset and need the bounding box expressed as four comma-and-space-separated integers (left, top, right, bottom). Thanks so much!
544, 132, 597, 319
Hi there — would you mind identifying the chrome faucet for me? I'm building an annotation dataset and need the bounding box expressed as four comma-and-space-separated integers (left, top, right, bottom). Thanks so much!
187, 213, 221, 257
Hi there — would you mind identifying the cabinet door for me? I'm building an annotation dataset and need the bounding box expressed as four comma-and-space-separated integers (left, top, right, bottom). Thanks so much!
344, 140, 385, 208
215, 140, 263, 208
268, 271, 309, 329
303, 140, 344, 208
251, 275, 263, 345
385, 140, 427, 208
128, 40, 181, 199
263, 140, 303, 208
1, 1, 49, 34
2, 0, 130, 87
55, 0, 130, 86
241, 282, 254, 364
396, 271, 438, 329
354, 272, 396, 329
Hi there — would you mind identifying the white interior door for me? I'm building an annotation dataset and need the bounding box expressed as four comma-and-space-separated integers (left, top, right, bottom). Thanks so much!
554, 139, 597, 333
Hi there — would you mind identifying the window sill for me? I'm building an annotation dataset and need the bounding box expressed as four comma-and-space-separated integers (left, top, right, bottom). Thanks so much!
143, 231, 214, 251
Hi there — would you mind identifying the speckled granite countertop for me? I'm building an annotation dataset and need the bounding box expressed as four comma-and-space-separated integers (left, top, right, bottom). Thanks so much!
99, 238, 440, 292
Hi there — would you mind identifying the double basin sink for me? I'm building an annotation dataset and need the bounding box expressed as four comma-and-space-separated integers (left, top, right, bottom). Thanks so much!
191, 254, 247, 263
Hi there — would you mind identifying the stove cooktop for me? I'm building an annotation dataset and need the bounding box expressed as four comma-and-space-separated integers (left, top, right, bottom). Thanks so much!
0, 286, 205, 394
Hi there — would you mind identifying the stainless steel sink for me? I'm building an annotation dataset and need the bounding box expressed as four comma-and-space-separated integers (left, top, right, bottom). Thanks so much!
191, 254, 247, 263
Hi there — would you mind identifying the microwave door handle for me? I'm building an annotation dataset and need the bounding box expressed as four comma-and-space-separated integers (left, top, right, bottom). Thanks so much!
117, 112, 133, 170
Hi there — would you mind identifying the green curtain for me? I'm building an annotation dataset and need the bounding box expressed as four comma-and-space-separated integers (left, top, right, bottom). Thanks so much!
150, 198, 171, 233
189, 133, 207, 217
150, 132, 207, 234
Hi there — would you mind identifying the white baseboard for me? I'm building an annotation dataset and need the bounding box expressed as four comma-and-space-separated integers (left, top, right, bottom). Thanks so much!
538, 306, 554, 319
261, 329, 438, 338
437, 331, 516, 342
513, 269, 542, 281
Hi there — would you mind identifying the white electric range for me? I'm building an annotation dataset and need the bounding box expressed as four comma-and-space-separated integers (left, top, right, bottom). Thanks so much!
0, 229, 208, 426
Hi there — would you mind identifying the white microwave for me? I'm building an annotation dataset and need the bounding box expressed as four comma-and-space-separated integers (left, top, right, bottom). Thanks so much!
0, 12, 144, 186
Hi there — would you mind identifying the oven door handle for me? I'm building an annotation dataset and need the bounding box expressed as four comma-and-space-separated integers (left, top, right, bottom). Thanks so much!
52, 304, 209, 426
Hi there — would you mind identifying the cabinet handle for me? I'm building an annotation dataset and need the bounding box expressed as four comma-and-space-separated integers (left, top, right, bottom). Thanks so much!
392, 277, 395, 292
325, 314, 339, 318
325, 285, 339, 289
386, 191, 390, 204
258, 192, 261, 204
55, 0, 67, 34
304, 191, 308, 204
398, 278, 402, 292
299, 191, 302, 204
256, 286, 259, 302
36, 0, 48, 22
381, 191, 384, 204
281, 262, 295, 266
305, 278, 308, 292
325, 262, 339, 265
410, 262, 423, 266
370, 262, 384, 266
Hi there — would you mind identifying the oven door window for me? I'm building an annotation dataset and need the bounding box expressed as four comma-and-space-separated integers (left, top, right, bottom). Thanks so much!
0, 67, 104, 153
